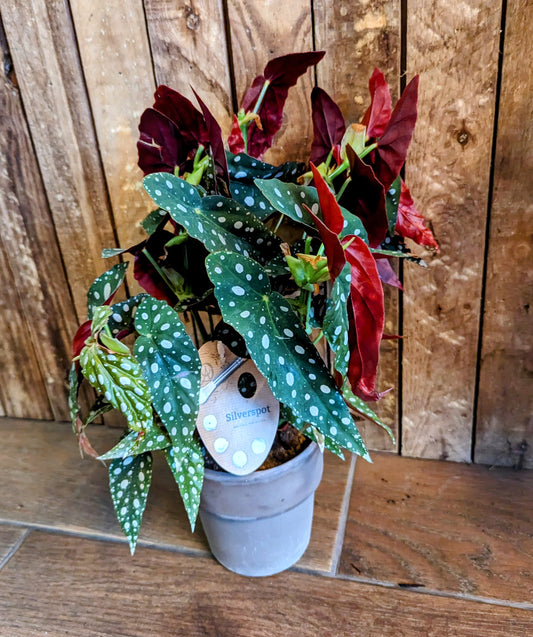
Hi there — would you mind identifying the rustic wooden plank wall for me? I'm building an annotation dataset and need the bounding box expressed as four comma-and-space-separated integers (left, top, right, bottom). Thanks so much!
0, 0, 530, 467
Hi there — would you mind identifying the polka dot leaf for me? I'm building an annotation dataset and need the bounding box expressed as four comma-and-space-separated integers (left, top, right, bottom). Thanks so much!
342, 382, 395, 444
87, 262, 129, 320
206, 251, 370, 460
229, 180, 276, 221
164, 439, 204, 531
99, 427, 170, 460
227, 151, 301, 182
108, 452, 153, 555
79, 343, 153, 433
304, 425, 344, 460
141, 208, 169, 235
255, 179, 369, 243
322, 263, 351, 377
107, 294, 149, 336
133, 298, 201, 453
386, 176, 401, 234
143, 173, 279, 263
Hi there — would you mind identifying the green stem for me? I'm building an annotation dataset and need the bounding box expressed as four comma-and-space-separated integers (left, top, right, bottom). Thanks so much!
305, 290, 313, 334
336, 176, 351, 202
313, 330, 324, 346
359, 142, 377, 160
252, 79, 271, 115
142, 248, 178, 296
273, 212, 285, 234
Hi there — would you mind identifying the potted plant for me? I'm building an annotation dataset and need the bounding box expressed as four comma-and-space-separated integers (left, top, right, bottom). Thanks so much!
69, 50, 438, 576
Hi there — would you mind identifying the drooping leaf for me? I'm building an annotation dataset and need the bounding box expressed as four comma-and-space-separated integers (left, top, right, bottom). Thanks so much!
375, 257, 403, 290
304, 425, 344, 459
240, 51, 325, 158
133, 297, 201, 452
310, 87, 346, 165
79, 343, 153, 432
310, 163, 345, 234
68, 363, 80, 430
87, 262, 129, 319
395, 180, 439, 251
340, 146, 388, 248
137, 108, 186, 176
361, 68, 392, 139
322, 263, 351, 377
153, 85, 209, 147
141, 209, 169, 235
206, 251, 370, 459
342, 382, 395, 443
99, 427, 170, 460
372, 75, 419, 190
143, 173, 279, 262
165, 440, 204, 531
109, 452, 153, 555
386, 176, 401, 234
227, 151, 302, 182
344, 236, 385, 401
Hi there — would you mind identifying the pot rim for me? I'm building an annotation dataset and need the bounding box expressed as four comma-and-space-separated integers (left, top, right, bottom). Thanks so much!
203, 440, 319, 485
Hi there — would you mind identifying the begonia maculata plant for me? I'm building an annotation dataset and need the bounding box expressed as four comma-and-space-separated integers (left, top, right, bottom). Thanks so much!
69, 51, 438, 553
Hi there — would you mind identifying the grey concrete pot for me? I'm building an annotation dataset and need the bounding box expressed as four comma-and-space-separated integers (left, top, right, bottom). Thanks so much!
199, 442, 324, 577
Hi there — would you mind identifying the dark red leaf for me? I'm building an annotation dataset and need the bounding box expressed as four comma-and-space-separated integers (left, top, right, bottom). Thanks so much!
137, 108, 186, 175
310, 87, 346, 165
192, 89, 230, 195
395, 180, 439, 251
241, 51, 325, 158
375, 256, 403, 290
340, 146, 388, 248
372, 75, 419, 190
153, 85, 209, 146
344, 236, 385, 401
303, 204, 345, 282
72, 320, 92, 358
133, 252, 176, 305
361, 68, 392, 139
310, 163, 345, 234
228, 114, 245, 154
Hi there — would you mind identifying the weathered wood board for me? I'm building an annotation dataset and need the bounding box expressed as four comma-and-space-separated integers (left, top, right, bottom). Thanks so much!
475, 0, 533, 468
402, 0, 502, 461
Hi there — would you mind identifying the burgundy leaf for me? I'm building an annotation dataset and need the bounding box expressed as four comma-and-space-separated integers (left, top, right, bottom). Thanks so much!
192, 89, 230, 195
340, 146, 388, 248
137, 108, 186, 176
361, 68, 392, 139
310, 87, 346, 165
310, 163, 345, 234
303, 203, 345, 282
372, 75, 419, 190
344, 236, 385, 401
228, 114, 245, 154
133, 252, 176, 305
375, 256, 403, 290
153, 85, 209, 146
395, 180, 439, 251
72, 320, 92, 358
241, 51, 325, 158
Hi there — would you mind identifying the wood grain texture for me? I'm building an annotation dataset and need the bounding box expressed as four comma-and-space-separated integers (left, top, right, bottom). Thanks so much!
69, 0, 157, 262
1, 531, 532, 636
0, 417, 353, 573
0, 23, 81, 420
145, 0, 233, 135
0, 525, 26, 568
340, 452, 533, 604
1, 0, 118, 320
475, 0, 533, 468
226, 0, 315, 164
402, 0, 502, 461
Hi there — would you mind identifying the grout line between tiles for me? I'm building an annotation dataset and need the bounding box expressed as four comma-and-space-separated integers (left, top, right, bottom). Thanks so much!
0, 527, 31, 571
329, 454, 357, 576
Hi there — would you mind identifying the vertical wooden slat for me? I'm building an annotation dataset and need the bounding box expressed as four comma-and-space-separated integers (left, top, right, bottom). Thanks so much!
1, 0, 118, 321
0, 18, 80, 420
314, 0, 401, 452
144, 0, 233, 135
475, 0, 533, 468
402, 0, 502, 461
226, 0, 315, 164
69, 0, 156, 256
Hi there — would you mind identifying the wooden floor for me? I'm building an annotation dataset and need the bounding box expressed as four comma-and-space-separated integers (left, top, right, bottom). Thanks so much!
1, 418, 532, 636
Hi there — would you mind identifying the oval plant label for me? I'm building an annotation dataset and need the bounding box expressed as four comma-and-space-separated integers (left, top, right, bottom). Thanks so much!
196, 341, 279, 475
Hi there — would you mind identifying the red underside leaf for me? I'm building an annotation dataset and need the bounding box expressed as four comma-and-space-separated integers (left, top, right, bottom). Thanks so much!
72, 320, 92, 359
242, 51, 325, 158
375, 256, 403, 290
344, 236, 385, 401
310, 163, 345, 234
228, 114, 245, 154
310, 87, 346, 165
361, 68, 392, 140
373, 75, 419, 190
395, 180, 439, 251
133, 253, 176, 305
153, 85, 209, 147
137, 108, 186, 175
340, 146, 388, 248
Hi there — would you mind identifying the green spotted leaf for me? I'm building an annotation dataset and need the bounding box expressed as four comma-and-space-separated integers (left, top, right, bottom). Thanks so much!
164, 439, 204, 531
87, 262, 128, 319
133, 298, 201, 451
68, 363, 80, 431
304, 425, 344, 459
256, 178, 368, 242
322, 263, 351, 377
108, 294, 149, 336
206, 251, 370, 459
141, 208, 168, 235
386, 176, 401, 234
90, 306, 113, 336
79, 343, 153, 432
109, 452, 153, 554
227, 151, 301, 182
229, 181, 276, 220
143, 173, 279, 263
99, 427, 170, 460
342, 383, 395, 444
83, 395, 113, 428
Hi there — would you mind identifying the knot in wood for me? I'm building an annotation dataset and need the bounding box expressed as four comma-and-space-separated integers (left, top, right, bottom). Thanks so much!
456, 129, 469, 146
186, 7, 200, 31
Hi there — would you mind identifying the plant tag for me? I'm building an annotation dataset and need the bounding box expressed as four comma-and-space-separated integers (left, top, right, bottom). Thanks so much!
196, 341, 279, 475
